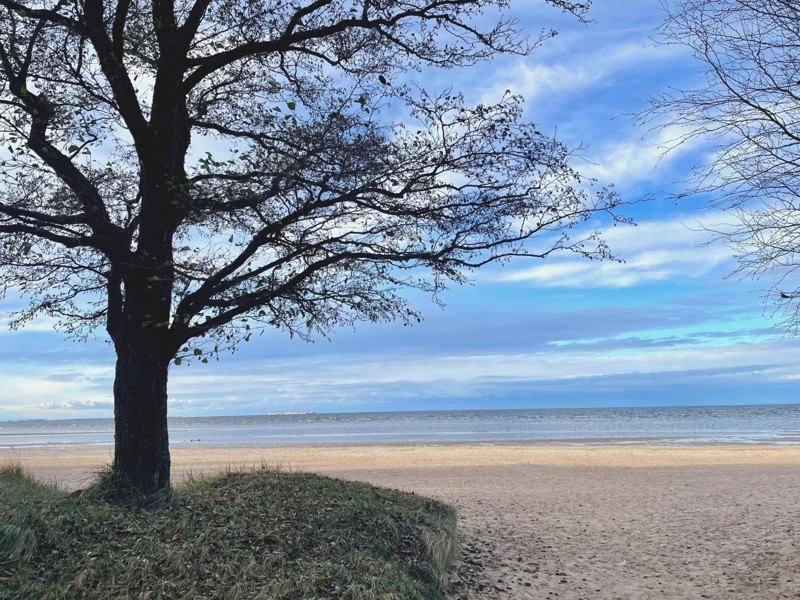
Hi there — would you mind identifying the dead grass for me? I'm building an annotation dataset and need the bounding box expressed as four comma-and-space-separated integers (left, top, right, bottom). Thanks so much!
0, 462, 457, 599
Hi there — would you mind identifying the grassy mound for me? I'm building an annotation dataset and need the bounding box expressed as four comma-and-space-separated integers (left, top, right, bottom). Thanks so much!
0, 462, 457, 599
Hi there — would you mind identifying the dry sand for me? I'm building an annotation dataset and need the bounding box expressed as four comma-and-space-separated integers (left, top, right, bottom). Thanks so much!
7, 444, 800, 599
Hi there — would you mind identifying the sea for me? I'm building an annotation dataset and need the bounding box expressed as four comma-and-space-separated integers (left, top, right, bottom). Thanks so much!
2, 404, 800, 450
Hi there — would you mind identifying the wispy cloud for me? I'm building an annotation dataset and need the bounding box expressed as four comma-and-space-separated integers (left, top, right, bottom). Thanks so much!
479, 40, 682, 105
0, 362, 114, 418
498, 215, 732, 288
39, 400, 114, 411
0, 297, 794, 417
164, 337, 799, 413
579, 124, 709, 187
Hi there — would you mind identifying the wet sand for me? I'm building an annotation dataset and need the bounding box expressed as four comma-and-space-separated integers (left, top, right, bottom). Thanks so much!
7, 444, 800, 599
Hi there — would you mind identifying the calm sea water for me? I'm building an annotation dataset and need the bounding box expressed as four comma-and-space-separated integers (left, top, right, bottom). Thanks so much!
2, 404, 800, 450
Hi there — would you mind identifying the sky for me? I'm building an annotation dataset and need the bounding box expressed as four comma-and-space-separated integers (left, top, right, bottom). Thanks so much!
2, 0, 800, 420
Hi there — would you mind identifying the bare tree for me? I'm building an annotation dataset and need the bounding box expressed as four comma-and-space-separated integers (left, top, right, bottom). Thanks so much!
647, 0, 800, 330
0, 0, 622, 498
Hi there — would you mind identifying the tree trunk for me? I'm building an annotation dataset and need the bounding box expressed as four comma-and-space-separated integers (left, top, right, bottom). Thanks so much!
111, 341, 171, 496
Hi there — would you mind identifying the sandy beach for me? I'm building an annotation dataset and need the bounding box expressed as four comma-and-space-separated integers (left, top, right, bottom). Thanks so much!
8, 443, 800, 599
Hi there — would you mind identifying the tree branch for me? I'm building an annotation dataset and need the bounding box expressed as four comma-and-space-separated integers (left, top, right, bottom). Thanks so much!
82, 0, 152, 150
112, 0, 130, 60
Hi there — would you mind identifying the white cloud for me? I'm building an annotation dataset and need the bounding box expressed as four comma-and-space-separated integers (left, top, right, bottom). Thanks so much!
580, 123, 708, 186
480, 40, 682, 105
141, 337, 800, 416
39, 400, 114, 411
0, 363, 114, 417
497, 214, 733, 288
1, 306, 795, 418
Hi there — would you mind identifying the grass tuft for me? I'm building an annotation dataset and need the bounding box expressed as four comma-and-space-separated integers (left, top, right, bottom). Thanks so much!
80, 465, 179, 509
0, 461, 68, 564
0, 463, 458, 599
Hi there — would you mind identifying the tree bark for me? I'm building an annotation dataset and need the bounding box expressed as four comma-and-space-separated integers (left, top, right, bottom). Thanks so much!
102, 122, 181, 496
108, 169, 179, 496
111, 335, 172, 496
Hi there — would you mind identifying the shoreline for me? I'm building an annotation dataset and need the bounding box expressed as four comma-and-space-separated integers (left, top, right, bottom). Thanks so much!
7, 442, 800, 491
4, 432, 800, 448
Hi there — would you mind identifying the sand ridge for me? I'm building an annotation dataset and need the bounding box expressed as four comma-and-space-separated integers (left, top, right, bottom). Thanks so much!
7, 443, 800, 599
8, 443, 800, 488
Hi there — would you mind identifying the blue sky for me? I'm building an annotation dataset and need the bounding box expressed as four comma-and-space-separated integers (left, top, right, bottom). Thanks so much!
2, 0, 799, 420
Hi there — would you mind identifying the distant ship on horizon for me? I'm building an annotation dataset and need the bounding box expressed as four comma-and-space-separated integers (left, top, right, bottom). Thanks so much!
266, 410, 315, 416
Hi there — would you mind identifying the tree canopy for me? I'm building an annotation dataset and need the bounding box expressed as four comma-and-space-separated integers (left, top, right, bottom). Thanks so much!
649, 0, 800, 331
0, 0, 622, 496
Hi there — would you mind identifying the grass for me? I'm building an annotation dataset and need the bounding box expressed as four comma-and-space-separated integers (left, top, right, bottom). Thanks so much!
0, 461, 458, 599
